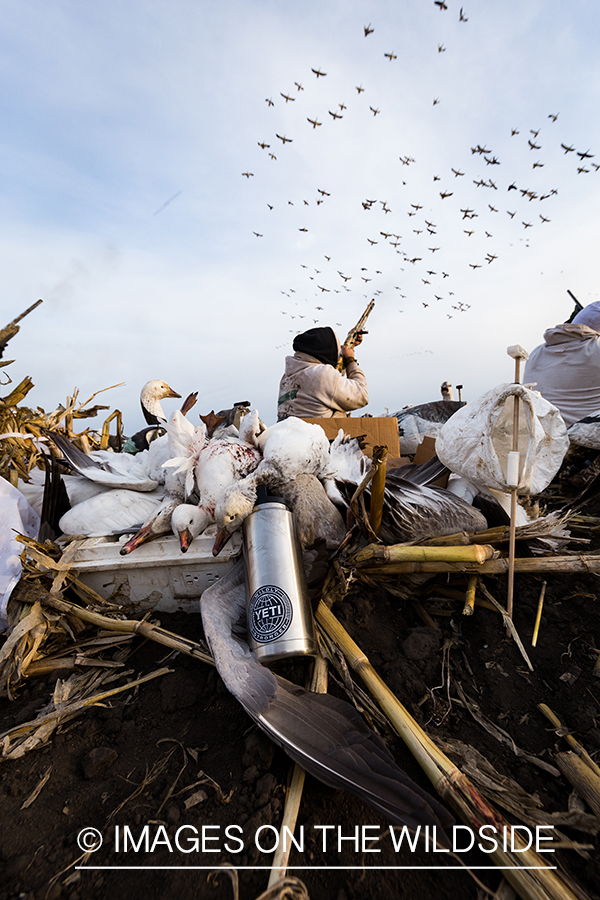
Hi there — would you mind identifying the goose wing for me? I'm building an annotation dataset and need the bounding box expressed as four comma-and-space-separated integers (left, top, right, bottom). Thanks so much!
58, 487, 165, 536
257, 679, 454, 838
386, 454, 449, 487
44, 430, 159, 491
201, 562, 453, 840
379, 480, 487, 543
335, 476, 487, 543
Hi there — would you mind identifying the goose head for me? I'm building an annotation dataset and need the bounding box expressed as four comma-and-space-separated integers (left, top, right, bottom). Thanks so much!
171, 503, 211, 552
140, 380, 181, 425
212, 478, 257, 555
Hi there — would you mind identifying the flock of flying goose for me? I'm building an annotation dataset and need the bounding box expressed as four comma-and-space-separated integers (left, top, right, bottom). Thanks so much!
239, 4, 598, 338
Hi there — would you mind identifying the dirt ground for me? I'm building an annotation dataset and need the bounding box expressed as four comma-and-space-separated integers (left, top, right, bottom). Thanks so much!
1, 490, 600, 900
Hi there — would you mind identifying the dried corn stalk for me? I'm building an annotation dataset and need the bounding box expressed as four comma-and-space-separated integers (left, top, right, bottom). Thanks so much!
0, 366, 124, 481
0, 667, 172, 761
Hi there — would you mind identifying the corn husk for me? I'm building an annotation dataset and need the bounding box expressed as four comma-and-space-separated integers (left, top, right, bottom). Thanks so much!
439, 737, 599, 841
415, 512, 577, 550
0, 375, 124, 481
35, 592, 214, 667
1, 667, 172, 760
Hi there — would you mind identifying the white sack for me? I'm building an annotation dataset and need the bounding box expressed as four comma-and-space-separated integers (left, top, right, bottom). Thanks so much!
568, 413, 600, 450
523, 324, 600, 427
0, 476, 40, 630
436, 383, 569, 494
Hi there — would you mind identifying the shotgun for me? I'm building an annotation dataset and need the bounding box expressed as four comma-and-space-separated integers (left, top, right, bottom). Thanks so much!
336, 299, 375, 371
8, 298, 44, 327
566, 289, 583, 324
0, 299, 44, 357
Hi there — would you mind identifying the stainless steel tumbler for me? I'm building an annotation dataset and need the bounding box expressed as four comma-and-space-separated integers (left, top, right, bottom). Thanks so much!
243, 487, 317, 663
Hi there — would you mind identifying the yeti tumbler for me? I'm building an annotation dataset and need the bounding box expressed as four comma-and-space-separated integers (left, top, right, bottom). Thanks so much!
243, 487, 317, 663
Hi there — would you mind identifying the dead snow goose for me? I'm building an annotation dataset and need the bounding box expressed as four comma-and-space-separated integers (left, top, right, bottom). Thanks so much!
44, 429, 165, 491
256, 416, 330, 476
212, 417, 332, 553
335, 463, 487, 543
165, 432, 262, 551
120, 397, 207, 553
59, 486, 166, 537
213, 468, 345, 555
170, 503, 213, 551
321, 430, 372, 505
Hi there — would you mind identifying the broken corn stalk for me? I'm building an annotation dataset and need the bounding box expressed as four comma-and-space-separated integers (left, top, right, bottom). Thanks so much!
356, 556, 600, 575
462, 575, 478, 616
538, 705, 600, 779
267, 654, 328, 888
368, 445, 388, 538
555, 752, 600, 817
350, 543, 497, 566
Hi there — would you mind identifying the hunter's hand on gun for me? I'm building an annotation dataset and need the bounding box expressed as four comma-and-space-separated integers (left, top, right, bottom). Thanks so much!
341, 334, 362, 366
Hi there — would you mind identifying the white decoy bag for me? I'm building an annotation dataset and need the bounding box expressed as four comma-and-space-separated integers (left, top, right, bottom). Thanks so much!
568, 413, 600, 450
436, 383, 569, 494
0, 476, 40, 630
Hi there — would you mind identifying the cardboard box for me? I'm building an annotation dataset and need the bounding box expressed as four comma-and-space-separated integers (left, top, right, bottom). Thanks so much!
414, 435, 437, 465
68, 526, 242, 614
302, 416, 400, 458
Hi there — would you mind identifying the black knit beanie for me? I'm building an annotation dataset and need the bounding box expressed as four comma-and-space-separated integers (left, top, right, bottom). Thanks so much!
293, 326, 339, 367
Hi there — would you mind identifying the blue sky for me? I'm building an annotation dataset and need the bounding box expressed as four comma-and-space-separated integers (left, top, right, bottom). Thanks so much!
2, 0, 600, 429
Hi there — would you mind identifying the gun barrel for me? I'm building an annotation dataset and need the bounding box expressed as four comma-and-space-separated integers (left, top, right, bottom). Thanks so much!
9, 299, 43, 328
343, 299, 375, 347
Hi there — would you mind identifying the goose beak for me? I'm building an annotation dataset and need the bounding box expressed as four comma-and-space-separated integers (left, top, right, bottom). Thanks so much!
212, 527, 232, 557
179, 528, 193, 553
120, 524, 154, 555
165, 385, 181, 399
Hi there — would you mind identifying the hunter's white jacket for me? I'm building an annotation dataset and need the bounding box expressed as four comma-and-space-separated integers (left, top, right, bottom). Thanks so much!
277, 352, 369, 420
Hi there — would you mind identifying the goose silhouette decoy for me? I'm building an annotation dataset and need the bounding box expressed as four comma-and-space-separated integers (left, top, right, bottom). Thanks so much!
125, 380, 181, 452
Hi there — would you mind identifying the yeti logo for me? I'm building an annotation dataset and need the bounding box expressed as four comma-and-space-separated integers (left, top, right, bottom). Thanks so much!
248, 585, 293, 643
